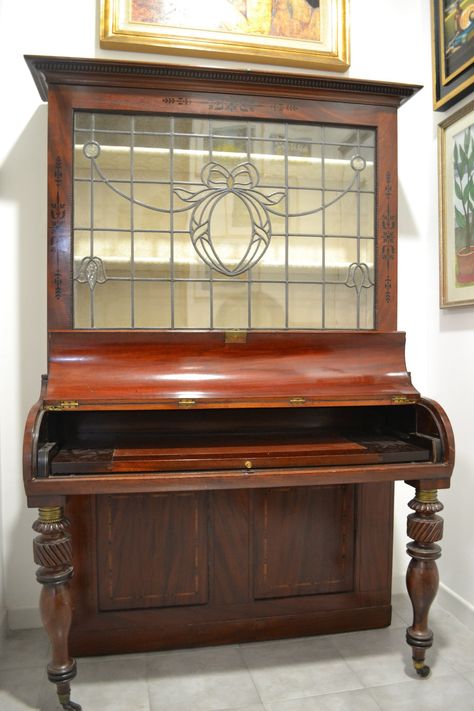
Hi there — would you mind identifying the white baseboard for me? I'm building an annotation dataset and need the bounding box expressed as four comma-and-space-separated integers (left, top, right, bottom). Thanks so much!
7, 606, 42, 630
392, 574, 406, 595
437, 582, 474, 632
5, 583, 473, 633
391, 575, 474, 631
0, 608, 7, 652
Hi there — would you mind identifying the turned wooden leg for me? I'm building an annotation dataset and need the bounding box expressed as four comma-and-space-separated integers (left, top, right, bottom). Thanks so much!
406, 488, 444, 678
33, 506, 81, 711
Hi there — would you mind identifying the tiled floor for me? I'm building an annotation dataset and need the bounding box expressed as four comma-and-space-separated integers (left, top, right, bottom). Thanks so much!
1, 596, 473, 711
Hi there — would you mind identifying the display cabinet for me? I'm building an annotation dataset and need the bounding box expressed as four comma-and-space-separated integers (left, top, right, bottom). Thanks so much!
23, 56, 454, 711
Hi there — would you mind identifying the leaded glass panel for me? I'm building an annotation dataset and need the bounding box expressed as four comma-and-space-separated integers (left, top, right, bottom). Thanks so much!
73, 113, 376, 329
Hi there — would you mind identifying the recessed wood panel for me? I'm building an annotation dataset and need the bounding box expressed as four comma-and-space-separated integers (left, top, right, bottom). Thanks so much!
253, 485, 354, 599
96, 492, 208, 610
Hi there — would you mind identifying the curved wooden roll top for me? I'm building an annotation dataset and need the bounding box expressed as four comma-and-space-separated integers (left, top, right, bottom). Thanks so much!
44, 330, 419, 410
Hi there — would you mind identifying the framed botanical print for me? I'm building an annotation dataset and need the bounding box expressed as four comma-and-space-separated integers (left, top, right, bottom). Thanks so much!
100, 0, 350, 71
439, 100, 474, 307
431, 0, 474, 111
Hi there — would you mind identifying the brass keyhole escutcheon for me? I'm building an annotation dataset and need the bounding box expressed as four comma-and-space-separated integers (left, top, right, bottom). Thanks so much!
244, 460, 252, 469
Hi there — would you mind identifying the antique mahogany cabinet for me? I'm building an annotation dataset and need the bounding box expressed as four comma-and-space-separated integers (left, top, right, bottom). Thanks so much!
23, 56, 454, 710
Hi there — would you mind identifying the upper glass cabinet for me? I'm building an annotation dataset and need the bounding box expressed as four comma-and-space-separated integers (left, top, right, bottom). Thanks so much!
73, 112, 376, 330
26, 56, 416, 333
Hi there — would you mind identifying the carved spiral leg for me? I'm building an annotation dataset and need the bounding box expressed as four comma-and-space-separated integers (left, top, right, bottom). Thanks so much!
33, 507, 81, 711
406, 489, 444, 678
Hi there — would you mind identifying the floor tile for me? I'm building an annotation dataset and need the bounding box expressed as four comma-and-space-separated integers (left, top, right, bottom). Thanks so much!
369, 674, 474, 710
0, 628, 49, 671
390, 594, 413, 625
430, 611, 474, 675
0, 666, 44, 710
388, 610, 407, 630
39, 657, 150, 711
263, 688, 381, 710
462, 668, 474, 687
147, 645, 260, 711
331, 626, 454, 688
240, 636, 362, 704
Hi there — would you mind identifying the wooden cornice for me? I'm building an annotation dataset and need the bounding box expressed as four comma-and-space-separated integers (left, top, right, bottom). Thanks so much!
25, 55, 421, 107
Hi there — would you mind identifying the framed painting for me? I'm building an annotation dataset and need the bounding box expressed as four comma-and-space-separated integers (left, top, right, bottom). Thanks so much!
439, 100, 474, 307
431, 0, 474, 111
100, 0, 349, 71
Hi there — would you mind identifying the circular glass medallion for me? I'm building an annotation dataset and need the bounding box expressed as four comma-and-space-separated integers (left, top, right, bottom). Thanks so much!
83, 141, 101, 160
350, 154, 366, 172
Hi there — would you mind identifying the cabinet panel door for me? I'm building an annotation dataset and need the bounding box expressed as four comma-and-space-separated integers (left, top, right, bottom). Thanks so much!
97, 492, 208, 610
253, 485, 354, 599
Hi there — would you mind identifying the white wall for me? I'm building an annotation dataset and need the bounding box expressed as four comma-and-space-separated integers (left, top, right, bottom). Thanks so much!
0, 0, 472, 627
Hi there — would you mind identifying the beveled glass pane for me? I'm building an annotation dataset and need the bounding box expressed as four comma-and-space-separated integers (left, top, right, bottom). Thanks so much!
135, 115, 170, 133
94, 281, 131, 328
287, 123, 322, 143
73, 231, 91, 262
325, 237, 358, 278
134, 232, 171, 278
325, 284, 358, 329
133, 135, 170, 180
324, 126, 360, 145
93, 182, 131, 229
325, 191, 358, 236
93, 231, 131, 278
359, 239, 375, 271
288, 284, 323, 328
251, 283, 285, 328
74, 137, 92, 175
360, 193, 375, 237
93, 131, 131, 148
175, 117, 208, 135
323, 145, 361, 192
249, 121, 284, 141
74, 281, 91, 328
287, 144, 322, 189
359, 286, 375, 329
74, 112, 92, 130
92, 145, 131, 181
94, 114, 131, 132
174, 233, 210, 280
250, 144, 285, 184
74, 182, 90, 228
252, 236, 286, 281
211, 137, 248, 159
214, 283, 248, 328
134, 281, 171, 328
288, 236, 323, 281
174, 282, 210, 328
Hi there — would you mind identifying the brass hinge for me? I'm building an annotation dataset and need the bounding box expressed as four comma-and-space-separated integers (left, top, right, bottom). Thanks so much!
289, 397, 307, 406
392, 396, 417, 405
178, 398, 197, 408
225, 330, 247, 344
45, 400, 79, 411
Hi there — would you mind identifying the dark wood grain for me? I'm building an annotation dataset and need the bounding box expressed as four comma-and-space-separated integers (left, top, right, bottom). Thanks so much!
44, 331, 419, 407
66, 484, 393, 656
253, 485, 354, 598
96, 493, 208, 610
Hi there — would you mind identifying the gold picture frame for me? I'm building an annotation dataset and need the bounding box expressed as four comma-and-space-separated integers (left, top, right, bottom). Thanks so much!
431, 0, 474, 111
439, 100, 474, 307
100, 0, 350, 72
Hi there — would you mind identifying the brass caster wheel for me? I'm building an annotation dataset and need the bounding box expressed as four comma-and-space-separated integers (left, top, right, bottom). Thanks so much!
59, 696, 82, 711
60, 702, 81, 711
414, 661, 431, 678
